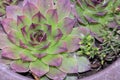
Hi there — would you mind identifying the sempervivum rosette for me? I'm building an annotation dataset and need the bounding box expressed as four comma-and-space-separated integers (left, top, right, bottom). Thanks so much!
0, 0, 90, 79
73, 0, 120, 37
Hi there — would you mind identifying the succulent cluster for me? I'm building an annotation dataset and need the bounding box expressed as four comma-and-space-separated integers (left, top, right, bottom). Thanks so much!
0, 0, 19, 17
0, 0, 91, 79
74, 0, 120, 36
0, 0, 120, 80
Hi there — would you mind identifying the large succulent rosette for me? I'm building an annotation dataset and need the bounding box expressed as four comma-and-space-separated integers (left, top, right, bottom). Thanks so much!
0, 0, 90, 79
73, 0, 120, 36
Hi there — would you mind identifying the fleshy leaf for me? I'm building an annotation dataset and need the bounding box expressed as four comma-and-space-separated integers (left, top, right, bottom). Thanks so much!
47, 9, 58, 24
23, 0, 54, 15
66, 37, 80, 52
71, 27, 91, 38
59, 54, 78, 73
20, 50, 37, 61
0, 31, 12, 49
23, 2, 38, 17
1, 18, 16, 34
1, 47, 20, 59
46, 67, 66, 80
57, 0, 71, 20
10, 60, 29, 72
63, 18, 75, 34
32, 11, 45, 24
6, 6, 22, 20
30, 59, 49, 77
42, 54, 63, 67
77, 56, 91, 72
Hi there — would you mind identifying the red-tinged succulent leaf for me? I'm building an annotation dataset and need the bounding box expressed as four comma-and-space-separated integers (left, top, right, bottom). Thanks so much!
20, 50, 36, 62
10, 60, 29, 72
38, 0, 54, 14
67, 37, 80, 52
55, 42, 68, 54
47, 9, 58, 24
0, 58, 12, 65
71, 27, 91, 38
77, 56, 91, 72
57, 0, 71, 20
84, 16, 98, 24
59, 54, 78, 73
21, 26, 27, 37
1, 18, 16, 34
54, 28, 63, 41
42, 54, 63, 67
63, 35, 80, 52
1, 47, 20, 59
7, 30, 19, 45
63, 18, 75, 34
30, 59, 49, 77
34, 53, 47, 59
6, 6, 22, 20
0, 53, 13, 64
23, 0, 54, 14
47, 41, 67, 54
29, 23, 39, 30
23, 2, 38, 17
32, 12, 45, 24
46, 67, 66, 80
0, 32, 12, 49
19, 40, 28, 49
17, 16, 26, 27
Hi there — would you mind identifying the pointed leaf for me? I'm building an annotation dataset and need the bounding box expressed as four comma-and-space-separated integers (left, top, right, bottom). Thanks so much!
42, 54, 63, 67
6, 6, 22, 20
46, 67, 66, 80
59, 54, 78, 73
32, 12, 45, 24
10, 60, 29, 72
30, 59, 49, 77
47, 9, 58, 24
57, 0, 71, 20
23, 0, 54, 14
1, 18, 16, 34
63, 18, 75, 34
54, 28, 63, 41
23, 2, 38, 17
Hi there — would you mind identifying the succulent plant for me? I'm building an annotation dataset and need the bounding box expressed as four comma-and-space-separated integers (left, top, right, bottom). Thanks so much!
0, 0, 19, 17
78, 35, 99, 58
73, 0, 120, 36
0, 0, 91, 79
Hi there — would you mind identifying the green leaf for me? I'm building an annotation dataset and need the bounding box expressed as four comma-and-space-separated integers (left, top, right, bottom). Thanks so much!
30, 59, 49, 77
46, 67, 66, 80
10, 60, 29, 72
59, 54, 78, 73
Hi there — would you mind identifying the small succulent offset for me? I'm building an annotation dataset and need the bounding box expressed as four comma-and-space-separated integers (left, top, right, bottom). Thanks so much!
0, 0, 19, 17
73, 0, 120, 36
0, 0, 91, 79
78, 35, 99, 59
